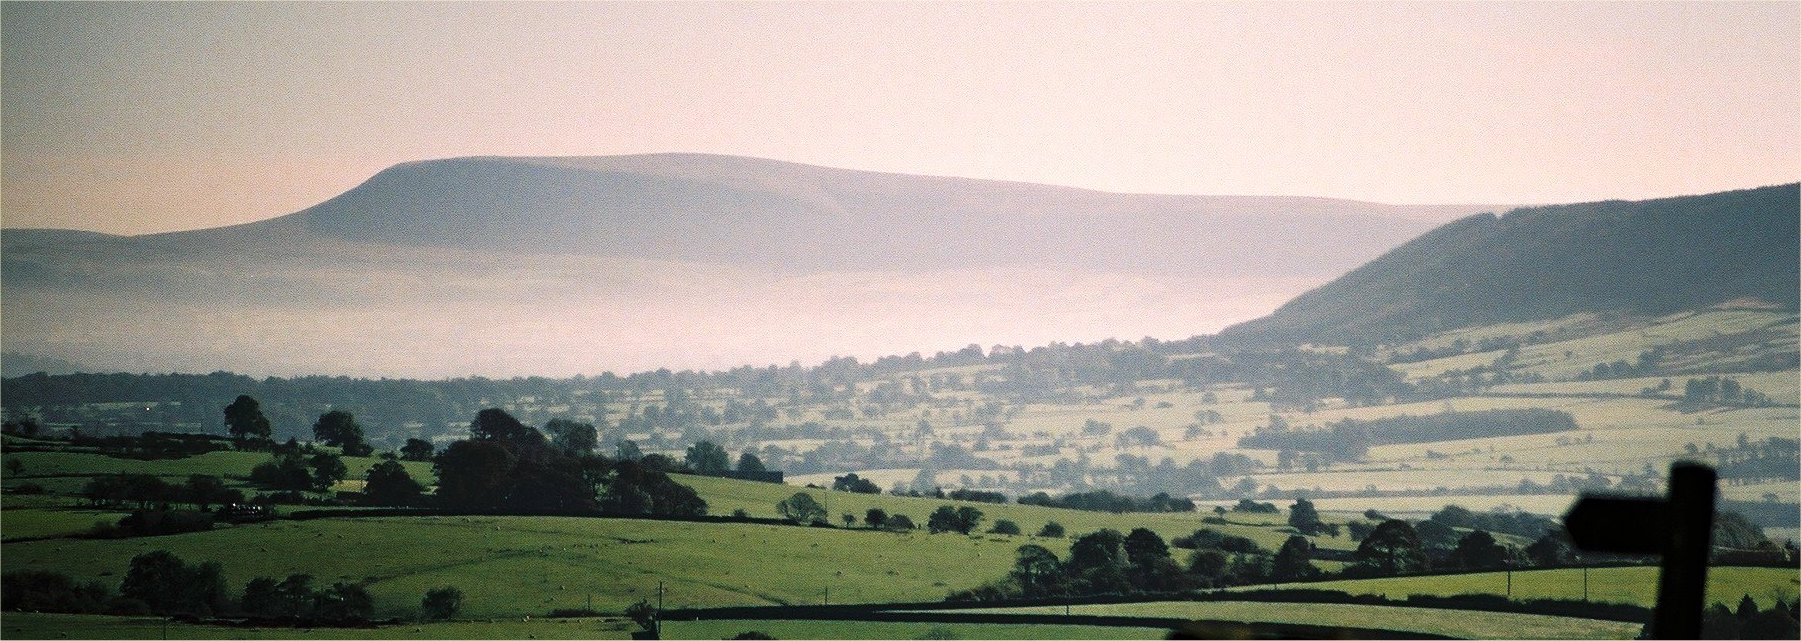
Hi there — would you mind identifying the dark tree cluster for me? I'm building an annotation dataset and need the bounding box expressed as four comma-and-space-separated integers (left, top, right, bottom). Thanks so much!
82, 473, 242, 512
1703, 595, 1800, 639
946, 488, 1006, 504
927, 505, 985, 534
250, 451, 346, 493
433, 408, 704, 517
4, 551, 463, 624
1016, 489, 1194, 513
950, 527, 1198, 600
1239, 408, 1577, 460
831, 472, 881, 494
1684, 376, 1777, 407
240, 573, 373, 622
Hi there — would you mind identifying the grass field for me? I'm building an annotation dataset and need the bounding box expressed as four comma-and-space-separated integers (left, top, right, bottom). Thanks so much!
0, 515, 1040, 619
1269, 566, 1799, 610
1, 450, 435, 493
948, 601, 1641, 639
675, 473, 1356, 552
661, 619, 1167, 640
0, 612, 635, 640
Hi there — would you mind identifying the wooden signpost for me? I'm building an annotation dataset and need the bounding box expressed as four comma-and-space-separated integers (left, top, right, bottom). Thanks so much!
1564, 462, 1717, 640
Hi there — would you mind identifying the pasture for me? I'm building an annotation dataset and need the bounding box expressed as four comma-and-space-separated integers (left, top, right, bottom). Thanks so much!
947, 601, 1641, 639
1276, 566, 1799, 610
661, 619, 1167, 640
0, 612, 634, 640
0, 515, 1040, 618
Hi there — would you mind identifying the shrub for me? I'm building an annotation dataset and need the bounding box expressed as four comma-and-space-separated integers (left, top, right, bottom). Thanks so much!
2, 570, 111, 613
421, 585, 463, 621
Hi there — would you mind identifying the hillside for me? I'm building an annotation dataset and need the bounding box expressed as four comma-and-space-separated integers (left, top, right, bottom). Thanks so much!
1220, 184, 1801, 346
1, 154, 1495, 377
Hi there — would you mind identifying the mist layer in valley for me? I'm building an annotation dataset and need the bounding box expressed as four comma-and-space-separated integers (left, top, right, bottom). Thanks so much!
2, 154, 1493, 377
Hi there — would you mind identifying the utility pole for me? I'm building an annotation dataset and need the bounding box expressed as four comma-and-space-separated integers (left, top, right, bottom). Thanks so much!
1505, 561, 1512, 598
824, 586, 829, 606
1583, 564, 1589, 602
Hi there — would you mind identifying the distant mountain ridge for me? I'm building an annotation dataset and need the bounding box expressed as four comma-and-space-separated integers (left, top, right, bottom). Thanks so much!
1221, 183, 1801, 346
1, 153, 1501, 376
91, 153, 1492, 275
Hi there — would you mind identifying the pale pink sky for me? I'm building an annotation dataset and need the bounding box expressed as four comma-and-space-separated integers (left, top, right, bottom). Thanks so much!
4, 1, 1797, 236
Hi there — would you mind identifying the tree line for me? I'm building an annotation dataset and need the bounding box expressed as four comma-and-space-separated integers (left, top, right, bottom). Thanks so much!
1238, 408, 1578, 460
2, 551, 462, 624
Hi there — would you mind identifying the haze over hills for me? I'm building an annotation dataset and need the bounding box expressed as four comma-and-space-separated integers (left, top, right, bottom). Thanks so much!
1222, 183, 1801, 346
0, 154, 1495, 378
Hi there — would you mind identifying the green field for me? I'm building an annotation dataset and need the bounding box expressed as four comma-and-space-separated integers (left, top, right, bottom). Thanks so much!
0, 612, 635, 640
675, 473, 1354, 552
661, 619, 1167, 640
0, 515, 1037, 619
955, 601, 1642, 639
1267, 566, 1799, 610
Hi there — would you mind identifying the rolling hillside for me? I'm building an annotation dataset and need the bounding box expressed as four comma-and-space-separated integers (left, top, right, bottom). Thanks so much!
1221, 184, 1801, 346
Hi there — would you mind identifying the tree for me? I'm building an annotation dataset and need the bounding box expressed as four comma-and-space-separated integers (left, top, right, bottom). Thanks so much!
240, 577, 283, 616
312, 411, 371, 456
543, 419, 598, 456
1038, 521, 1066, 538
121, 550, 227, 616
470, 408, 539, 447
865, 507, 888, 529
420, 586, 463, 620
1449, 530, 1510, 570
616, 440, 643, 461
927, 506, 962, 534
956, 506, 984, 534
1124, 528, 1170, 566
777, 492, 826, 524
1355, 520, 1425, 575
308, 453, 348, 492
1524, 532, 1572, 566
832, 472, 880, 494
989, 519, 1021, 535
400, 438, 435, 462
249, 453, 313, 491
736, 451, 767, 473
224, 395, 272, 444
1288, 497, 1323, 535
5, 457, 22, 477
1116, 425, 1161, 448
313, 582, 373, 621
1272, 535, 1318, 581
434, 440, 518, 510
183, 474, 239, 510
1011, 544, 1063, 595
1068, 529, 1126, 571
684, 440, 731, 475
1068, 529, 1130, 593
363, 459, 424, 506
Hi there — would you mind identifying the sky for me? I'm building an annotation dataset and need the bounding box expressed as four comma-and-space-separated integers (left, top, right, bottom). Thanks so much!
2, 1, 1797, 236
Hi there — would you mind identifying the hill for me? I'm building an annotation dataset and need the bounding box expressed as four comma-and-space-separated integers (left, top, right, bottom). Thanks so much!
0, 154, 1495, 377
1220, 184, 1800, 346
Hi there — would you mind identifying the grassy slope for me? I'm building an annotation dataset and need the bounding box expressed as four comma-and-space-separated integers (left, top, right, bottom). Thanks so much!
961, 602, 1640, 639
0, 613, 634, 640
0, 515, 1036, 619
662, 620, 1167, 640
1264, 566, 1799, 610
0, 613, 1168, 641
676, 473, 1353, 552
